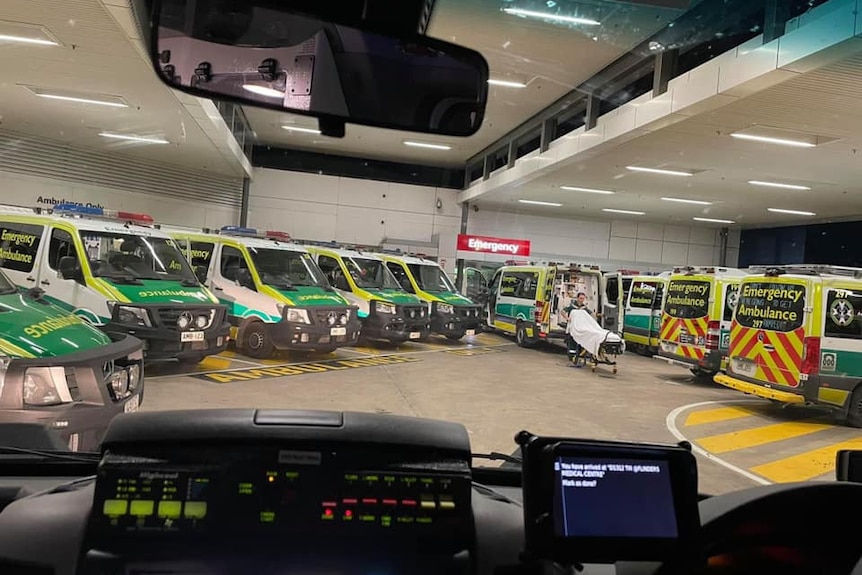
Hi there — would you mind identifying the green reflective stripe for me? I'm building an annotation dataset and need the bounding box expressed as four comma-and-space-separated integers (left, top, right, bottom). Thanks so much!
219, 299, 280, 323
820, 349, 862, 378
624, 314, 651, 330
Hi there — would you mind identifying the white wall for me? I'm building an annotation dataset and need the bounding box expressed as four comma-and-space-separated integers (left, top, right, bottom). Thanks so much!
2, 170, 240, 229
247, 168, 740, 273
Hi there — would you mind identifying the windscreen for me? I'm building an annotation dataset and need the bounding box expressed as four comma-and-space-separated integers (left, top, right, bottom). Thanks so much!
346, 257, 401, 290
735, 281, 806, 332
664, 280, 710, 319
80, 232, 197, 283
409, 264, 457, 293
247, 248, 328, 290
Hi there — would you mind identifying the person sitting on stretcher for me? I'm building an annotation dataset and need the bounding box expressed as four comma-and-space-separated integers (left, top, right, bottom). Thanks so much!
561, 291, 593, 367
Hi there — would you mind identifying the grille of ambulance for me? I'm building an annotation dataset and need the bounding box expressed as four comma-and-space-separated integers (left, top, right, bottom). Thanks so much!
312, 308, 352, 326
156, 306, 223, 332
402, 305, 427, 319
457, 306, 482, 318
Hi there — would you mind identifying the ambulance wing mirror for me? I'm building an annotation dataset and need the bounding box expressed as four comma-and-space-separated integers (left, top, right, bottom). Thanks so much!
146, 0, 489, 138
236, 268, 256, 290
58, 256, 84, 283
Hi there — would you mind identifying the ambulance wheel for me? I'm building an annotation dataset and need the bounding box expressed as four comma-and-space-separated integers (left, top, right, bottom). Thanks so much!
241, 321, 274, 359
515, 323, 530, 348
846, 386, 862, 428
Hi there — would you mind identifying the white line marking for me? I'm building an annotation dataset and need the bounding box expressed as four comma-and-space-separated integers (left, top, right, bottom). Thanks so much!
666, 399, 771, 486
662, 379, 682, 386
220, 356, 268, 367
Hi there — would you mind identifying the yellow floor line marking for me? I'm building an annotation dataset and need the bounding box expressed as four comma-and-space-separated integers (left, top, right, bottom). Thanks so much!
198, 357, 233, 371
684, 406, 756, 427
751, 437, 862, 483
696, 421, 834, 454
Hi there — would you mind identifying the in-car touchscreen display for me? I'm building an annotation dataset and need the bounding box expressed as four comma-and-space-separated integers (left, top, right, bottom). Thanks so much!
552, 455, 678, 539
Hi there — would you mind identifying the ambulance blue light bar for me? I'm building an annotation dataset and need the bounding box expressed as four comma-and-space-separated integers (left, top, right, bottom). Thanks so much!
220, 226, 258, 236
53, 204, 155, 225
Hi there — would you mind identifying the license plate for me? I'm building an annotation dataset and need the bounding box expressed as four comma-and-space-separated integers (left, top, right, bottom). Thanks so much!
330, 327, 347, 336
124, 395, 140, 413
465, 329, 476, 336
679, 334, 694, 345
733, 359, 755, 375
181, 331, 205, 342
409, 332, 421, 339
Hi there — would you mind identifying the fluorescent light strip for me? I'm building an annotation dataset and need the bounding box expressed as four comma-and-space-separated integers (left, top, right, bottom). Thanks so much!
36, 94, 128, 108
748, 180, 811, 190
503, 8, 600, 25
693, 217, 735, 224
603, 208, 645, 215
661, 197, 712, 205
561, 186, 615, 195
730, 133, 815, 148
519, 199, 562, 207
404, 141, 452, 150
282, 126, 321, 135
767, 208, 816, 216
242, 84, 284, 98
626, 166, 693, 177
488, 79, 526, 88
0, 34, 57, 46
99, 132, 169, 145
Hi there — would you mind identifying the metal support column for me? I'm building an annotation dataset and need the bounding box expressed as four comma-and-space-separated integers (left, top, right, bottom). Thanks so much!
653, 48, 679, 97
482, 154, 492, 181
507, 140, 517, 169
585, 95, 600, 131
240, 177, 250, 227
764, 0, 791, 44
455, 202, 469, 292
540, 117, 557, 153
719, 227, 729, 267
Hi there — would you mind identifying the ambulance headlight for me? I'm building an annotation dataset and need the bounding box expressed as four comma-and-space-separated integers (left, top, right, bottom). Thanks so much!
339, 312, 349, 325
127, 364, 142, 392
109, 369, 131, 400
195, 314, 209, 329
23, 367, 69, 406
112, 303, 152, 328
436, 303, 454, 315
285, 308, 311, 324
375, 301, 396, 314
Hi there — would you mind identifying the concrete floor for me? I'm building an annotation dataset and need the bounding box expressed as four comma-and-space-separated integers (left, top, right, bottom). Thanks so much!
142, 332, 861, 496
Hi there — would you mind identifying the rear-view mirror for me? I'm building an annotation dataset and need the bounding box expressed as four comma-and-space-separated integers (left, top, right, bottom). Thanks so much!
148, 0, 489, 137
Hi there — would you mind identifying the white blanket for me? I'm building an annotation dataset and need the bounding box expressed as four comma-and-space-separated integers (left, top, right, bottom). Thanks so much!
567, 309, 622, 357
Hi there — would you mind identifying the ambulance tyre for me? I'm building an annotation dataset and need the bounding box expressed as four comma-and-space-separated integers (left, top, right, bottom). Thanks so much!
846, 386, 862, 428
240, 320, 274, 359
690, 367, 714, 379
515, 323, 531, 348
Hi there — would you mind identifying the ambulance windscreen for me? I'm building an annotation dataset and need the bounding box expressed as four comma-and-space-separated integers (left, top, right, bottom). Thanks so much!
664, 280, 709, 319
735, 281, 805, 332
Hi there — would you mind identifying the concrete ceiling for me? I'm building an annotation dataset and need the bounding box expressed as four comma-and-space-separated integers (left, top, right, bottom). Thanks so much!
474, 49, 862, 227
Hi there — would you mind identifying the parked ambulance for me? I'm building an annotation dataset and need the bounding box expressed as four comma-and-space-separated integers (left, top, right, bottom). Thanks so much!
0, 204, 229, 364
305, 244, 430, 344
622, 273, 670, 355
486, 262, 603, 347
656, 266, 745, 377
167, 227, 361, 357
715, 265, 862, 426
0, 265, 144, 451
378, 252, 483, 341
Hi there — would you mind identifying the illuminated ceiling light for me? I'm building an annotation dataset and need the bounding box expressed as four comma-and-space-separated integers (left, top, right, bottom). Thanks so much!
502, 8, 600, 26
403, 141, 452, 150
519, 199, 562, 207
767, 208, 816, 216
748, 180, 811, 190
242, 84, 285, 98
23, 85, 128, 108
693, 217, 735, 224
603, 208, 645, 216
561, 186, 615, 195
488, 79, 527, 88
0, 33, 57, 46
626, 166, 693, 177
0, 22, 59, 46
661, 197, 713, 205
99, 132, 169, 144
282, 126, 321, 135
730, 133, 816, 148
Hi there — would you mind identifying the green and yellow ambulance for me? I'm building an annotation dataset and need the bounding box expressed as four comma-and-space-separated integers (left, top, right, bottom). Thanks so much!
0, 265, 144, 451
715, 265, 862, 426
305, 244, 430, 344
486, 262, 603, 347
656, 266, 745, 377
0, 204, 229, 364
378, 252, 483, 341
168, 226, 360, 357
622, 273, 670, 355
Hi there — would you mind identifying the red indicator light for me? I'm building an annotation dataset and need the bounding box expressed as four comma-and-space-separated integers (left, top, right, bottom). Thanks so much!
321, 501, 338, 508
344, 509, 353, 518
382, 499, 397, 506
362, 498, 378, 505
342, 498, 358, 505
402, 499, 417, 506
324, 508, 334, 517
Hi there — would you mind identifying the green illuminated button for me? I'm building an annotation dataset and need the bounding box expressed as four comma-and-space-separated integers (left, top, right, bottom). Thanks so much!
359, 514, 376, 522
238, 482, 254, 495
130, 500, 154, 517
381, 515, 392, 527
285, 471, 300, 479
184, 501, 207, 519
417, 517, 433, 524
157, 501, 182, 519
439, 500, 456, 510
103, 499, 128, 517
260, 511, 276, 523
396, 516, 414, 524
